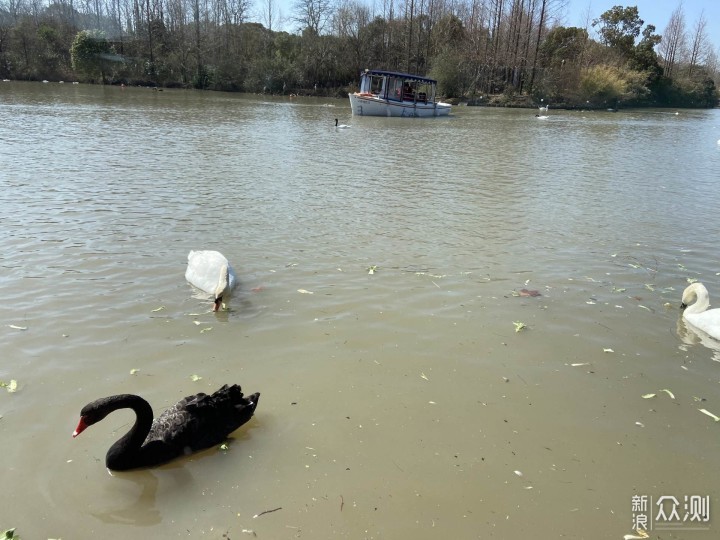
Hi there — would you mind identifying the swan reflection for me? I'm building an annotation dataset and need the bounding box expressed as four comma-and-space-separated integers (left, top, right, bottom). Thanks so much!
91, 469, 162, 525
676, 316, 720, 362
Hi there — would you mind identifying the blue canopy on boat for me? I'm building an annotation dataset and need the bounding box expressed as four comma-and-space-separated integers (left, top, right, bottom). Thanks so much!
361, 70, 437, 85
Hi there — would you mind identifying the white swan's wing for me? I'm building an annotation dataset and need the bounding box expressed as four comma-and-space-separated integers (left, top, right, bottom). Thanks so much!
685, 309, 720, 341
185, 250, 230, 295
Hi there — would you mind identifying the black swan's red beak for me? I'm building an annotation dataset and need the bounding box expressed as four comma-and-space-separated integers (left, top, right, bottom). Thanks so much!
73, 417, 88, 438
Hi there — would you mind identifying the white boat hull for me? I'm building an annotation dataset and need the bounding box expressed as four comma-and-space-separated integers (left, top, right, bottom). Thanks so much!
349, 93, 451, 117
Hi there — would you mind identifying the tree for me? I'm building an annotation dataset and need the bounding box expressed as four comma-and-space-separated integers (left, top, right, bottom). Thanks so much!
293, 0, 334, 34
686, 11, 708, 78
630, 24, 661, 76
592, 5, 643, 59
658, 3, 685, 78
70, 30, 116, 83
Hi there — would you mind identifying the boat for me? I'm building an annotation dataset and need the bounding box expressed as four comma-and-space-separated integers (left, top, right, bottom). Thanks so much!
349, 69, 451, 117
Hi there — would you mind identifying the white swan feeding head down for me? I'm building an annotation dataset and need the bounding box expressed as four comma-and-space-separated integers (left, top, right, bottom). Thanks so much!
185, 250, 237, 311
680, 282, 720, 341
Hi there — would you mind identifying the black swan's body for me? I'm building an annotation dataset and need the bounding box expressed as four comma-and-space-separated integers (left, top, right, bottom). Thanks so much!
73, 384, 259, 471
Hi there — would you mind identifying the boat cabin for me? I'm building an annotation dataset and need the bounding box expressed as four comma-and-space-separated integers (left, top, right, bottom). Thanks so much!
358, 70, 437, 105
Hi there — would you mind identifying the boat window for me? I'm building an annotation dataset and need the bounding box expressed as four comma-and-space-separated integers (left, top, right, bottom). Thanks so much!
387, 78, 404, 101
370, 75, 384, 96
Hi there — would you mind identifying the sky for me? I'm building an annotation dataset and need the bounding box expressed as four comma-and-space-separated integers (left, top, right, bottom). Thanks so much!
260, 0, 720, 53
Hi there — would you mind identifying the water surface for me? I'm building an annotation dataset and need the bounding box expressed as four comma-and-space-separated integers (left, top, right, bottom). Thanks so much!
1, 81, 720, 539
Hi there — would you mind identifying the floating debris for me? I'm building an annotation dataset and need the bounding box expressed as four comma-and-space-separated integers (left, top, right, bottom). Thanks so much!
1, 380, 18, 393
297, 289, 314, 294
513, 321, 527, 332
7, 325, 27, 331
513, 289, 541, 297
698, 409, 720, 422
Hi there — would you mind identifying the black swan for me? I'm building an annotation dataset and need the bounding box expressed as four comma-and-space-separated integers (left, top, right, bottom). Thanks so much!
73, 384, 260, 471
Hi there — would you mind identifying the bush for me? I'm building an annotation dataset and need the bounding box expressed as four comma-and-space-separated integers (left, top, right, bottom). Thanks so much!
579, 65, 626, 106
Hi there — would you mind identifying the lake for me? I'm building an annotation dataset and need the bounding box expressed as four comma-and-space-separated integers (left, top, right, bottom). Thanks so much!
1, 80, 720, 539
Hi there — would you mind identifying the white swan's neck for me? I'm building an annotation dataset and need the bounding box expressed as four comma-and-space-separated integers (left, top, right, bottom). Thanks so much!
683, 283, 710, 315
215, 264, 229, 298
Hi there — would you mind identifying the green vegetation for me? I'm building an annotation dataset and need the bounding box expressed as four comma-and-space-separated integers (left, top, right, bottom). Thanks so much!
0, 1, 717, 108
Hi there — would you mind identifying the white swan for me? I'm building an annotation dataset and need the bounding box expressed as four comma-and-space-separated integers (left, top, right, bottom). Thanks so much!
185, 250, 237, 311
538, 104, 548, 112
681, 282, 720, 340
335, 118, 350, 129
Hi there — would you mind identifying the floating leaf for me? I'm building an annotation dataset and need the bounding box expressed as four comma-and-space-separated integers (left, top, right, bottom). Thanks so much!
513, 321, 527, 332
698, 409, 720, 422
8, 324, 27, 331
190, 374, 203, 382
641, 393, 656, 399
130, 369, 139, 375
200, 327, 213, 334
661, 388, 675, 400
644, 284, 655, 292
420, 372, 429, 381
1, 380, 18, 393
297, 289, 314, 294
518, 289, 541, 297
624, 529, 649, 540
367, 265, 378, 275
151, 306, 165, 312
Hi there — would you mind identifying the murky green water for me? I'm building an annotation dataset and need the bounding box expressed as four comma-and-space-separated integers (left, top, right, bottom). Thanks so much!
1, 80, 720, 539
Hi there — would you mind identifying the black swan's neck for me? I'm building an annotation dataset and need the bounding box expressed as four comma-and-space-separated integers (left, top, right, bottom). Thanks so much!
103, 395, 154, 470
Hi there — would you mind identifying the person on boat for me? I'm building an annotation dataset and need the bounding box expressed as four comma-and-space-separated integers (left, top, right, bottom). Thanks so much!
403, 82, 413, 100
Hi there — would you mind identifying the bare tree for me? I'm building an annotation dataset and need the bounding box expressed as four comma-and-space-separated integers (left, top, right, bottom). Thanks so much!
687, 10, 708, 77
293, 0, 334, 34
658, 2, 685, 78
259, 0, 277, 30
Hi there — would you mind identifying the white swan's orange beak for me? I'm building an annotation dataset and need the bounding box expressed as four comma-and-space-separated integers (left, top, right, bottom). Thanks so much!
73, 417, 88, 438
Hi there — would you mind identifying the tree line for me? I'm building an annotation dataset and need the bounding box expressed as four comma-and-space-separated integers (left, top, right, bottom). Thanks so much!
1, 0, 718, 108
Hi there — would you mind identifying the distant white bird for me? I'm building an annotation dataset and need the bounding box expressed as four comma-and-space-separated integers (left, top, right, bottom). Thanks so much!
538, 104, 548, 112
535, 114, 549, 120
335, 118, 351, 129
185, 250, 237, 312
681, 282, 720, 341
